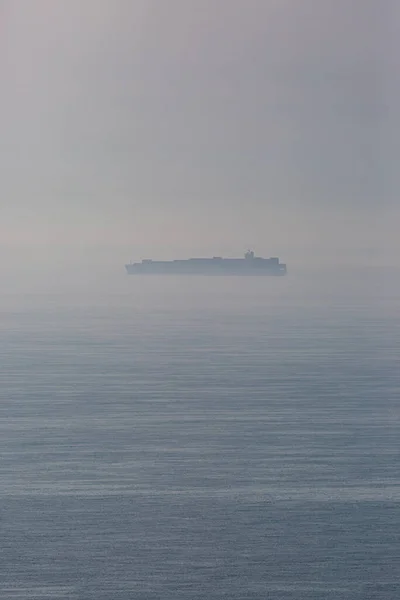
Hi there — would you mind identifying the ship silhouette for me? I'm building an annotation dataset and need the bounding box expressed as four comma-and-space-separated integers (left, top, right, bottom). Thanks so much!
125, 250, 287, 276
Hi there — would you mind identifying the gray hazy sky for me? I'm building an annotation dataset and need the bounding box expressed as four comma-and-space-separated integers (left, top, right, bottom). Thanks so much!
1, 0, 399, 267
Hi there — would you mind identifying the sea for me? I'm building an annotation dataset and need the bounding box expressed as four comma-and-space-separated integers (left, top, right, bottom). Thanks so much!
1, 269, 399, 599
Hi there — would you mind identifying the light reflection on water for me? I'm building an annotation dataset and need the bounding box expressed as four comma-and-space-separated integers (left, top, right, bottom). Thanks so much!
1, 272, 399, 598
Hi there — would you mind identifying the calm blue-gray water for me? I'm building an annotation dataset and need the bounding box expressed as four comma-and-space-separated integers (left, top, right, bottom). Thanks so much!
1, 271, 399, 599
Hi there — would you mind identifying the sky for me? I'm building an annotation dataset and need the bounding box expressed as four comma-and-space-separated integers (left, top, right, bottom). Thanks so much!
1, 0, 399, 271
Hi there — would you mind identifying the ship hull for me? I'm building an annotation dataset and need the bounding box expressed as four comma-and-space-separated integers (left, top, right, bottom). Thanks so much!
125, 265, 286, 276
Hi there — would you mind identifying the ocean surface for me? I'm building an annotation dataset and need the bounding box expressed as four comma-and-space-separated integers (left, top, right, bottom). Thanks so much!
1, 270, 399, 599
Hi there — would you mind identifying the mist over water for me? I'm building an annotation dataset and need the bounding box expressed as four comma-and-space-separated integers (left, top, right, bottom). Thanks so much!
2, 0, 400, 597
1, 271, 399, 599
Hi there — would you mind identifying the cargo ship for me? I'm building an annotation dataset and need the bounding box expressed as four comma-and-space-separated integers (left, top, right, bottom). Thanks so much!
125, 250, 287, 276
